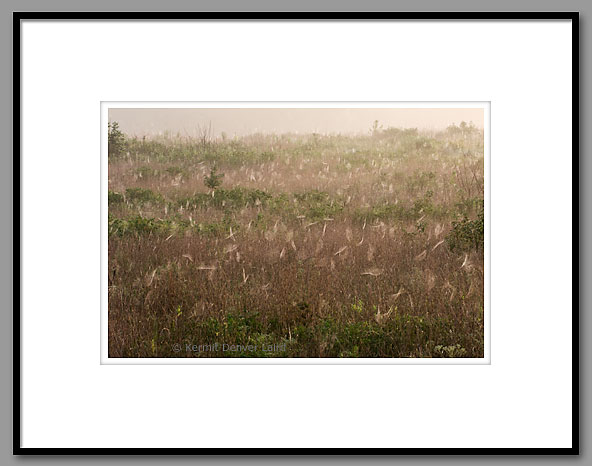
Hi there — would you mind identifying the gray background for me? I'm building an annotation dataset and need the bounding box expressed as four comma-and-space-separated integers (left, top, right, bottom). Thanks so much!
3, 0, 588, 464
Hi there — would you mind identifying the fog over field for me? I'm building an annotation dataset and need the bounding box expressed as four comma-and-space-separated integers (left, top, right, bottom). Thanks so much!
107, 107, 485, 358
109, 107, 484, 138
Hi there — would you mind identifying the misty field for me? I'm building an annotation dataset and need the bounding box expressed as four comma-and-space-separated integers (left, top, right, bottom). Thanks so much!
108, 121, 484, 358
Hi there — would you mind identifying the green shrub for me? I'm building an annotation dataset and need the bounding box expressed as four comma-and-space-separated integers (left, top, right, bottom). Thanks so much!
204, 166, 224, 190
125, 187, 163, 204
108, 214, 234, 238
179, 187, 272, 210
108, 190, 124, 206
166, 166, 186, 177
353, 203, 408, 222
446, 200, 484, 252
412, 190, 434, 215
109, 215, 171, 237
293, 190, 343, 220
108, 121, 126, 158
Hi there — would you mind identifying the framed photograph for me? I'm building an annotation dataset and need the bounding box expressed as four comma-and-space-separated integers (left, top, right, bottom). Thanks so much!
103, 102, 490, 364
15, 12, 578, 454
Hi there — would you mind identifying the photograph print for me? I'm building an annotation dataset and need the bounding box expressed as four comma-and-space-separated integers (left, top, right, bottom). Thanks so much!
106, 105, 487, 359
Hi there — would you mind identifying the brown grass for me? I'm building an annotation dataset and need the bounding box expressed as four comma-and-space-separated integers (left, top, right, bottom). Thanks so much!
108, 124, 485, 358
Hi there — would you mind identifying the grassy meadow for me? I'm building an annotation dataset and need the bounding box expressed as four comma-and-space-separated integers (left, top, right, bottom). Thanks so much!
108, 121, 485, 358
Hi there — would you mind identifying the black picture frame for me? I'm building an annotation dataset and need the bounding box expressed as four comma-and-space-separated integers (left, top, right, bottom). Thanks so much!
13, 11, 580, 456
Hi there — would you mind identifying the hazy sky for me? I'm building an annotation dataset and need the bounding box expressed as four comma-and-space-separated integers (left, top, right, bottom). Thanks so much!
109, 108, 484, 137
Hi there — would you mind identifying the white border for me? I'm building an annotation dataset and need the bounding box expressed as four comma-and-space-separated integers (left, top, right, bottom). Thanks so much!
101, 101, 491, 365
21, 19, 572, 449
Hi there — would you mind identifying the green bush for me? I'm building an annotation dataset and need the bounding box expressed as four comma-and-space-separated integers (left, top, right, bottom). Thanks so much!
166, 166, 186, 177
125, 187, 163, 205
108, 190, 124, 206
293, 190, 343, 220
108, 121, 126, 158
108, 213, 237, 238
108, 215, 165, 237
353, 203, 406, 222
446, 200, 484, 252
204, 166, 224, 190
179, 187, 272, 210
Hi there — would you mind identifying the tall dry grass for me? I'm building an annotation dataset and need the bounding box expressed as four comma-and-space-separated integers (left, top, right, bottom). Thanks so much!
108, 123, 484, 358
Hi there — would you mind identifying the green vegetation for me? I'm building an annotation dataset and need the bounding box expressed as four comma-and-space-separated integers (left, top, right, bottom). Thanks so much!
108, 190, 124, 206
124, 187, 163, 205
108, 121, 126, 158
178, 187, 272, 211
204, 165, 224, 190
446, 201, 485, 252
130, 308, 482, 358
